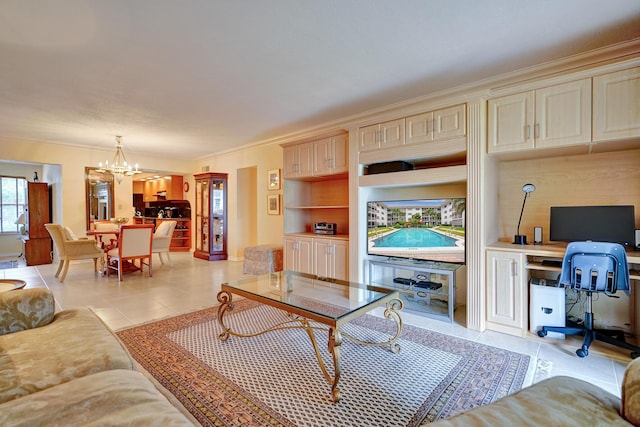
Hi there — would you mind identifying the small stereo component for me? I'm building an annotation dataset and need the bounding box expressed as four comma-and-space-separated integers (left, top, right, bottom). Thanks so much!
313, 222, 337, 235
636, 229, 640, 250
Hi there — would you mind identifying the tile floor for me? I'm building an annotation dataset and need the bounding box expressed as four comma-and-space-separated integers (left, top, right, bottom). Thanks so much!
1, 252, 631, 398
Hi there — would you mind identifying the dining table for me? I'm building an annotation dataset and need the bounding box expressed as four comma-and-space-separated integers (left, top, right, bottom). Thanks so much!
85, 229, 120, 251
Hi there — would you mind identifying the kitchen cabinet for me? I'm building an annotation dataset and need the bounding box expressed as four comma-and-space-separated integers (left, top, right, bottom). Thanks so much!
593, 67, 640, 142
193, 172, 227, 261
487, 78, 591, 154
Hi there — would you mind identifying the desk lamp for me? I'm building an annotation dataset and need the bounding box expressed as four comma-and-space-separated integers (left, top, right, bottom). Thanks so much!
513, 183, 535, 245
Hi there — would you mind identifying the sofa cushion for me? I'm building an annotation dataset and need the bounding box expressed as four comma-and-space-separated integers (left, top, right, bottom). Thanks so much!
0, 288, 55, 336
0, 369, 195, 426
0, 308, 134, 404
622, 357, 640, 424
431, 376, 630, 426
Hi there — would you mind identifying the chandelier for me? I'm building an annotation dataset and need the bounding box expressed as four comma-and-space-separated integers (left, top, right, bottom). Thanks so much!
96, 136, 141, 183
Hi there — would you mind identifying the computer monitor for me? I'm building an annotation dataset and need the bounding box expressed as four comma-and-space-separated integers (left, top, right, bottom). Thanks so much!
549, 205, 635, 247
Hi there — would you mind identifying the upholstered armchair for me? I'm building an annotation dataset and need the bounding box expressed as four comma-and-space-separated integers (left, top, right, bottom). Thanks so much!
45, 224, 104, 283
152, 220, 177, 266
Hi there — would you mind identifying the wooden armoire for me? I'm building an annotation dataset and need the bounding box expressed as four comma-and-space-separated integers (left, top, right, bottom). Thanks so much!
25, 182, 52, 266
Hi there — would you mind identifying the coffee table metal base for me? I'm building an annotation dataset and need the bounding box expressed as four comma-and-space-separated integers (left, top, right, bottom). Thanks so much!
216, 290, 403, 402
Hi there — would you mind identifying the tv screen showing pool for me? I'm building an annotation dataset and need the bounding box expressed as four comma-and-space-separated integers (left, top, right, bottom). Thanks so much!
367, 199, 466, 264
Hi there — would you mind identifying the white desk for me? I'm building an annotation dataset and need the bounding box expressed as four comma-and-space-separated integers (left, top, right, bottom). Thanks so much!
486, 242, 640, 337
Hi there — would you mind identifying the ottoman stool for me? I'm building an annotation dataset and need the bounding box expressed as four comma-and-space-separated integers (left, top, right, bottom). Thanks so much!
243, 245, 283, 275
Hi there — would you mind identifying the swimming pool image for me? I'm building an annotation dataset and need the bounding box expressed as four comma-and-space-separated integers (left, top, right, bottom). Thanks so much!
368, 228, 464, 262
372, 228, 458, 248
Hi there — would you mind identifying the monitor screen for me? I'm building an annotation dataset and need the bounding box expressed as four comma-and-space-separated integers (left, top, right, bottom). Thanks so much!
549, 205, 635, 247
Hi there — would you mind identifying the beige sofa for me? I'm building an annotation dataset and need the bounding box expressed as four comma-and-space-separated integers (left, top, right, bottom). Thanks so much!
432, 357, 640, 426
0, 288, 194, 426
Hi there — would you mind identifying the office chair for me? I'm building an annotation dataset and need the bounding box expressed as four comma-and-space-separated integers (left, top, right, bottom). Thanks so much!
538, 241, 640, 359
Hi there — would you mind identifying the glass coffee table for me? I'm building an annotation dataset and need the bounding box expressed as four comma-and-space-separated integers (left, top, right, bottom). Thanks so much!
217, 270, 403, 402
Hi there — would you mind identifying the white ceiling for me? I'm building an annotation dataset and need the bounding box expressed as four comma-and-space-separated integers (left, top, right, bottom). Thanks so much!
1, 0, 639, 160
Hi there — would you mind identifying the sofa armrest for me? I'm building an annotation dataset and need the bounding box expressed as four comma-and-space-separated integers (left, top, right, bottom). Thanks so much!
622, 357, 640, 424
0, 288, 55, 335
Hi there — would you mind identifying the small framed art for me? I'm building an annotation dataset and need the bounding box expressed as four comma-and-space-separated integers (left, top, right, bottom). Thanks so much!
267, 194, 280, 215
268, 169, 281, 190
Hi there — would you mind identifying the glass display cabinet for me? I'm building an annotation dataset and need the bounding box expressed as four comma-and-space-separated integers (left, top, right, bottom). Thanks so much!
194, 172, 227, 261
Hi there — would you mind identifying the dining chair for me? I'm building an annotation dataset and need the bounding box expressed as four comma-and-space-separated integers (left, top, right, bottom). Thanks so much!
152, 220, 177, 266
106, 224, 154, 282
45, 224, 104, 283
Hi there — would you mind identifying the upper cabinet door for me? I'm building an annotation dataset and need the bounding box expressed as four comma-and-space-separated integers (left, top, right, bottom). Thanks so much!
593, 67, 640, 142
359, 119, 405, 152
488, 91, 534, 153
405, 112, 432, 145
313, 134, 348, 176
379, 118, 405, 149
283, 142, 313, 178
359, 123, 380, 152
534, 78, 591, 149
282, 145, 299, 179
433, 104, 466, 141
488, 79, 590, 154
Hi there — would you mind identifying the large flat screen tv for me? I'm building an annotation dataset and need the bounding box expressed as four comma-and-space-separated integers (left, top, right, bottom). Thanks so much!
549, 205, 635, 247
367, 199, 466, 264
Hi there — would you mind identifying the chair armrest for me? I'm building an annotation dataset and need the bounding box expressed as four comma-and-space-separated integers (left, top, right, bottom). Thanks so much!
152, 236, 172, 251
65, 239, 103, 257
0, 288, 55, 335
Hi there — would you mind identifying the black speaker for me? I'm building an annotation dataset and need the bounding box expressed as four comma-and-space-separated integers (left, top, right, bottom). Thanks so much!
366, 161, 413, 175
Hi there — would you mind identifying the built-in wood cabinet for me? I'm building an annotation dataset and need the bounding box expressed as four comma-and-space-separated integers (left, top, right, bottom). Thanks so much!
282, 132, 349, 281
405, 104, 466, 145
283, 235, 349, 281
283, 141, 313, 179
193, 172, 227, 261
485, 250, 527, 336
359, 118, 405, 152
593, 67, 640, 142
284, 235, 313, 274
487, 78, 592, 154
313, 237, 348, 281
25, 182, 52, 266
359, 104, 466, 153
313, 134, 348, 176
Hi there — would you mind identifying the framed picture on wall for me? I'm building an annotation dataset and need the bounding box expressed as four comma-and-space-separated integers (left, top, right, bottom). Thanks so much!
268, 169, 280, 190
267, 194, 280, 215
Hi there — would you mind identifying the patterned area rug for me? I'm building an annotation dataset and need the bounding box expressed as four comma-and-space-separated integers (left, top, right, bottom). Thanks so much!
117, 300, 531, 426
